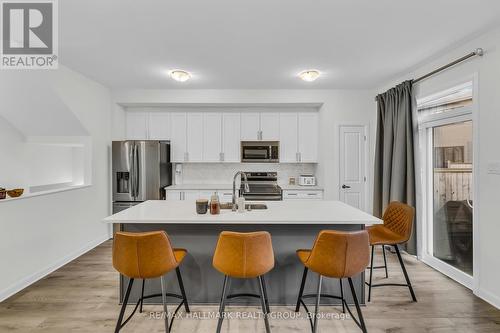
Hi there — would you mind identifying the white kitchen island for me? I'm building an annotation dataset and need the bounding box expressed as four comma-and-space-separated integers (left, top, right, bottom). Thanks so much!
104, 200, 382, 305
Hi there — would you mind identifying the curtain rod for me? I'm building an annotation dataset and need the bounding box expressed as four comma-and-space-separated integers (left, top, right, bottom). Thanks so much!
375, 48, 484, 101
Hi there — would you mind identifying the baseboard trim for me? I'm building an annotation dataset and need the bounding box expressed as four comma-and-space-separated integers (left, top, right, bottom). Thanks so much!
0, 234, 110, 302
476, 288, 500, 310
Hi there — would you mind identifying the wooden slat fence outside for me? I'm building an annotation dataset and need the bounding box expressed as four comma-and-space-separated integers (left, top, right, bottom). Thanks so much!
433, 168, 473, 210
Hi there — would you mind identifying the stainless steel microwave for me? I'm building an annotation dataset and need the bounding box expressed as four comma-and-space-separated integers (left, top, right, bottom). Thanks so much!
241, 141, 279, 163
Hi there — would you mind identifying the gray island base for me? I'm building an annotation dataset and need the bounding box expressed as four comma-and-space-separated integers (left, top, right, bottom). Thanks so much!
104, 200, 382, 306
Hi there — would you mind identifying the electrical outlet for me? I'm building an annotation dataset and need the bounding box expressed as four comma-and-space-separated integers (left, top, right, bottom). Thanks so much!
487, 162, 500, 175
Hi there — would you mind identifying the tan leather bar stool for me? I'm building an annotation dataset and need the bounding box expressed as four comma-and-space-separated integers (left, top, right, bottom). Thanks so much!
295, 230, 370, 333
366, 201, 417, 302
112, 231, 190, 333
212, 231, 274, 333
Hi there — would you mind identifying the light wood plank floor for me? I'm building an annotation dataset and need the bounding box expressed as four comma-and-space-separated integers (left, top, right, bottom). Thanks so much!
1, 241, 499, 332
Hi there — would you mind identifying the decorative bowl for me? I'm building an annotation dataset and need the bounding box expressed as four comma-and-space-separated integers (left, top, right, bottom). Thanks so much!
7, 188, 24, 198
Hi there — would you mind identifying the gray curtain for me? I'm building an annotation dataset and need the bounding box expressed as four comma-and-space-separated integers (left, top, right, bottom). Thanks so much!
373, 80, 417, 254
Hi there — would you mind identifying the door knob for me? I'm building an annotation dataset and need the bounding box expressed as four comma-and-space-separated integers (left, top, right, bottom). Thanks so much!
342, 184, 351, 189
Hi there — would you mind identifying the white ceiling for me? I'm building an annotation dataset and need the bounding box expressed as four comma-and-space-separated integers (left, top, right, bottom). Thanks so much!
59, 0, 500, 89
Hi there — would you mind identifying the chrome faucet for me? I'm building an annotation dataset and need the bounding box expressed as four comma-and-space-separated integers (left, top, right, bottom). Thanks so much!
233, 171, 250, 211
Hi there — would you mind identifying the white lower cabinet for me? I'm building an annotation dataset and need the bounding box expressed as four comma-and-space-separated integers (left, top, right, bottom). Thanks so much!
165, 190, 183, 200
283, 190, 323, 200
167, 188, 323, 201
165, 189, 232, 201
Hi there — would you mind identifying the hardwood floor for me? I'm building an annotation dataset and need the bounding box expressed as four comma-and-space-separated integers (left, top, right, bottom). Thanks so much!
1, 241, 499, 332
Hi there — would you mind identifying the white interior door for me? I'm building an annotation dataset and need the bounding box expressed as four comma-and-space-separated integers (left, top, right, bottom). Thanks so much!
339, 125, 367, 211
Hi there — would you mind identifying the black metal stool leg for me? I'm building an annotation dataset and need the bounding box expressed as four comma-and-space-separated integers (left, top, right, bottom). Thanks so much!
160, 275, 170, 333
258, 276, 271, 333
368, 245, 374, 302
175, 267, 190, 313
260, 275, 271, 314
295, 267, 308, 312
312, 275, 322, 333
382, 246, 388, 278
348, 277, 367, 333
115, 278, 134, 333
216, 275, 230, 333
394, 245, 417, 302
139, 279, 145, 313
339, 278, 345, 313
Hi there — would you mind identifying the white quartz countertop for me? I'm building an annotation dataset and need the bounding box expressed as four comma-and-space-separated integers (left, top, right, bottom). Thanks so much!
104, 200, 382, 225
165, 184, 323, 191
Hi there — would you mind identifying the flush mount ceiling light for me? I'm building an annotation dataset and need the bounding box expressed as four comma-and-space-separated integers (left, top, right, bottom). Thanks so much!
298, 70, 320, 82
169, 70, 191, 82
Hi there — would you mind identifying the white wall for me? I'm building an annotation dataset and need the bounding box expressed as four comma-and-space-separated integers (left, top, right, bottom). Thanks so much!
0, 117, 29, 189
0, 66, 112, 301
111, 89, 377, 205
377, 26, 500, 308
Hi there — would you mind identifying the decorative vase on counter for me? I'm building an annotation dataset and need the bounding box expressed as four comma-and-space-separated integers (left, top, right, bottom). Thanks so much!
0, 188, 6, 200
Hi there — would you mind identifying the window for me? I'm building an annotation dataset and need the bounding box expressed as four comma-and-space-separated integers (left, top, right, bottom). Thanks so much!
417, 81, 473, 122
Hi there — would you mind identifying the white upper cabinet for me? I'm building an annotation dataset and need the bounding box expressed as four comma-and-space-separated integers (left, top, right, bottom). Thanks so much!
203, 113, 223, 162
148, 112, 171, 140
126, 112, 148, 139
186, 113, 204, 162
222, 113, 241, 162
240, 113, 260, 140
298, 112, 318, 162
260, 113, 280, 140
279, 113, 298, 162
125, 110, 318, 164
170, 112, 187, 162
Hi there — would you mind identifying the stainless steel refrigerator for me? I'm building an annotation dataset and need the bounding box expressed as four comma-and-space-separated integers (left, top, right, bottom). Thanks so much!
112, 140, 171, 213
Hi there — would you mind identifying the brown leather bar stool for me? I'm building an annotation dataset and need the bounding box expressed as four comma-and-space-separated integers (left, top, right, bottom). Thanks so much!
366, 201, 417, 302
295, 230, 370, 333
212, 231, 274, 333
112, 231, 190, 333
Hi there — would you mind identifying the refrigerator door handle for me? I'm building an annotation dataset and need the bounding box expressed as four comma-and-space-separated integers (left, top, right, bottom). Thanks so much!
134, 143, 140, 198
129, 143, 135, 199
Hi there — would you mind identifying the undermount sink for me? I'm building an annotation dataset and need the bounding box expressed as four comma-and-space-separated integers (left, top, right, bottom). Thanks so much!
220, 203, 268, 210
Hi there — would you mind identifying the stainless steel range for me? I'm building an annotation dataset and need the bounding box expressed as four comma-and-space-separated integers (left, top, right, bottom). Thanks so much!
239, 172, 282, 201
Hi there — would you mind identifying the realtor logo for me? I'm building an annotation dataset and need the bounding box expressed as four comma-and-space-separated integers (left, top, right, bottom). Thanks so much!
1, 0, 58, 69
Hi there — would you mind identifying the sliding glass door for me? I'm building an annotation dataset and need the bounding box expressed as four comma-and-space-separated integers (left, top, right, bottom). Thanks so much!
418, 81, 475, 287
431, 121, 473, 275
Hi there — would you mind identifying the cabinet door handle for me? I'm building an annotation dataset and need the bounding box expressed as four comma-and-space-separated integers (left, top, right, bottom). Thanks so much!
307, 193, 317, 196
296, 152, 300, 162
299, 152, 302, 162
287, 193, 298, 196
220, 152, 224, 162
184, 152, 189, 162
342, 184, 351, 189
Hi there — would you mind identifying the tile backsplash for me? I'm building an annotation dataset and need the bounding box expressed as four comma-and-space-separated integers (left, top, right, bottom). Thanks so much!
175, 163, 317, 186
